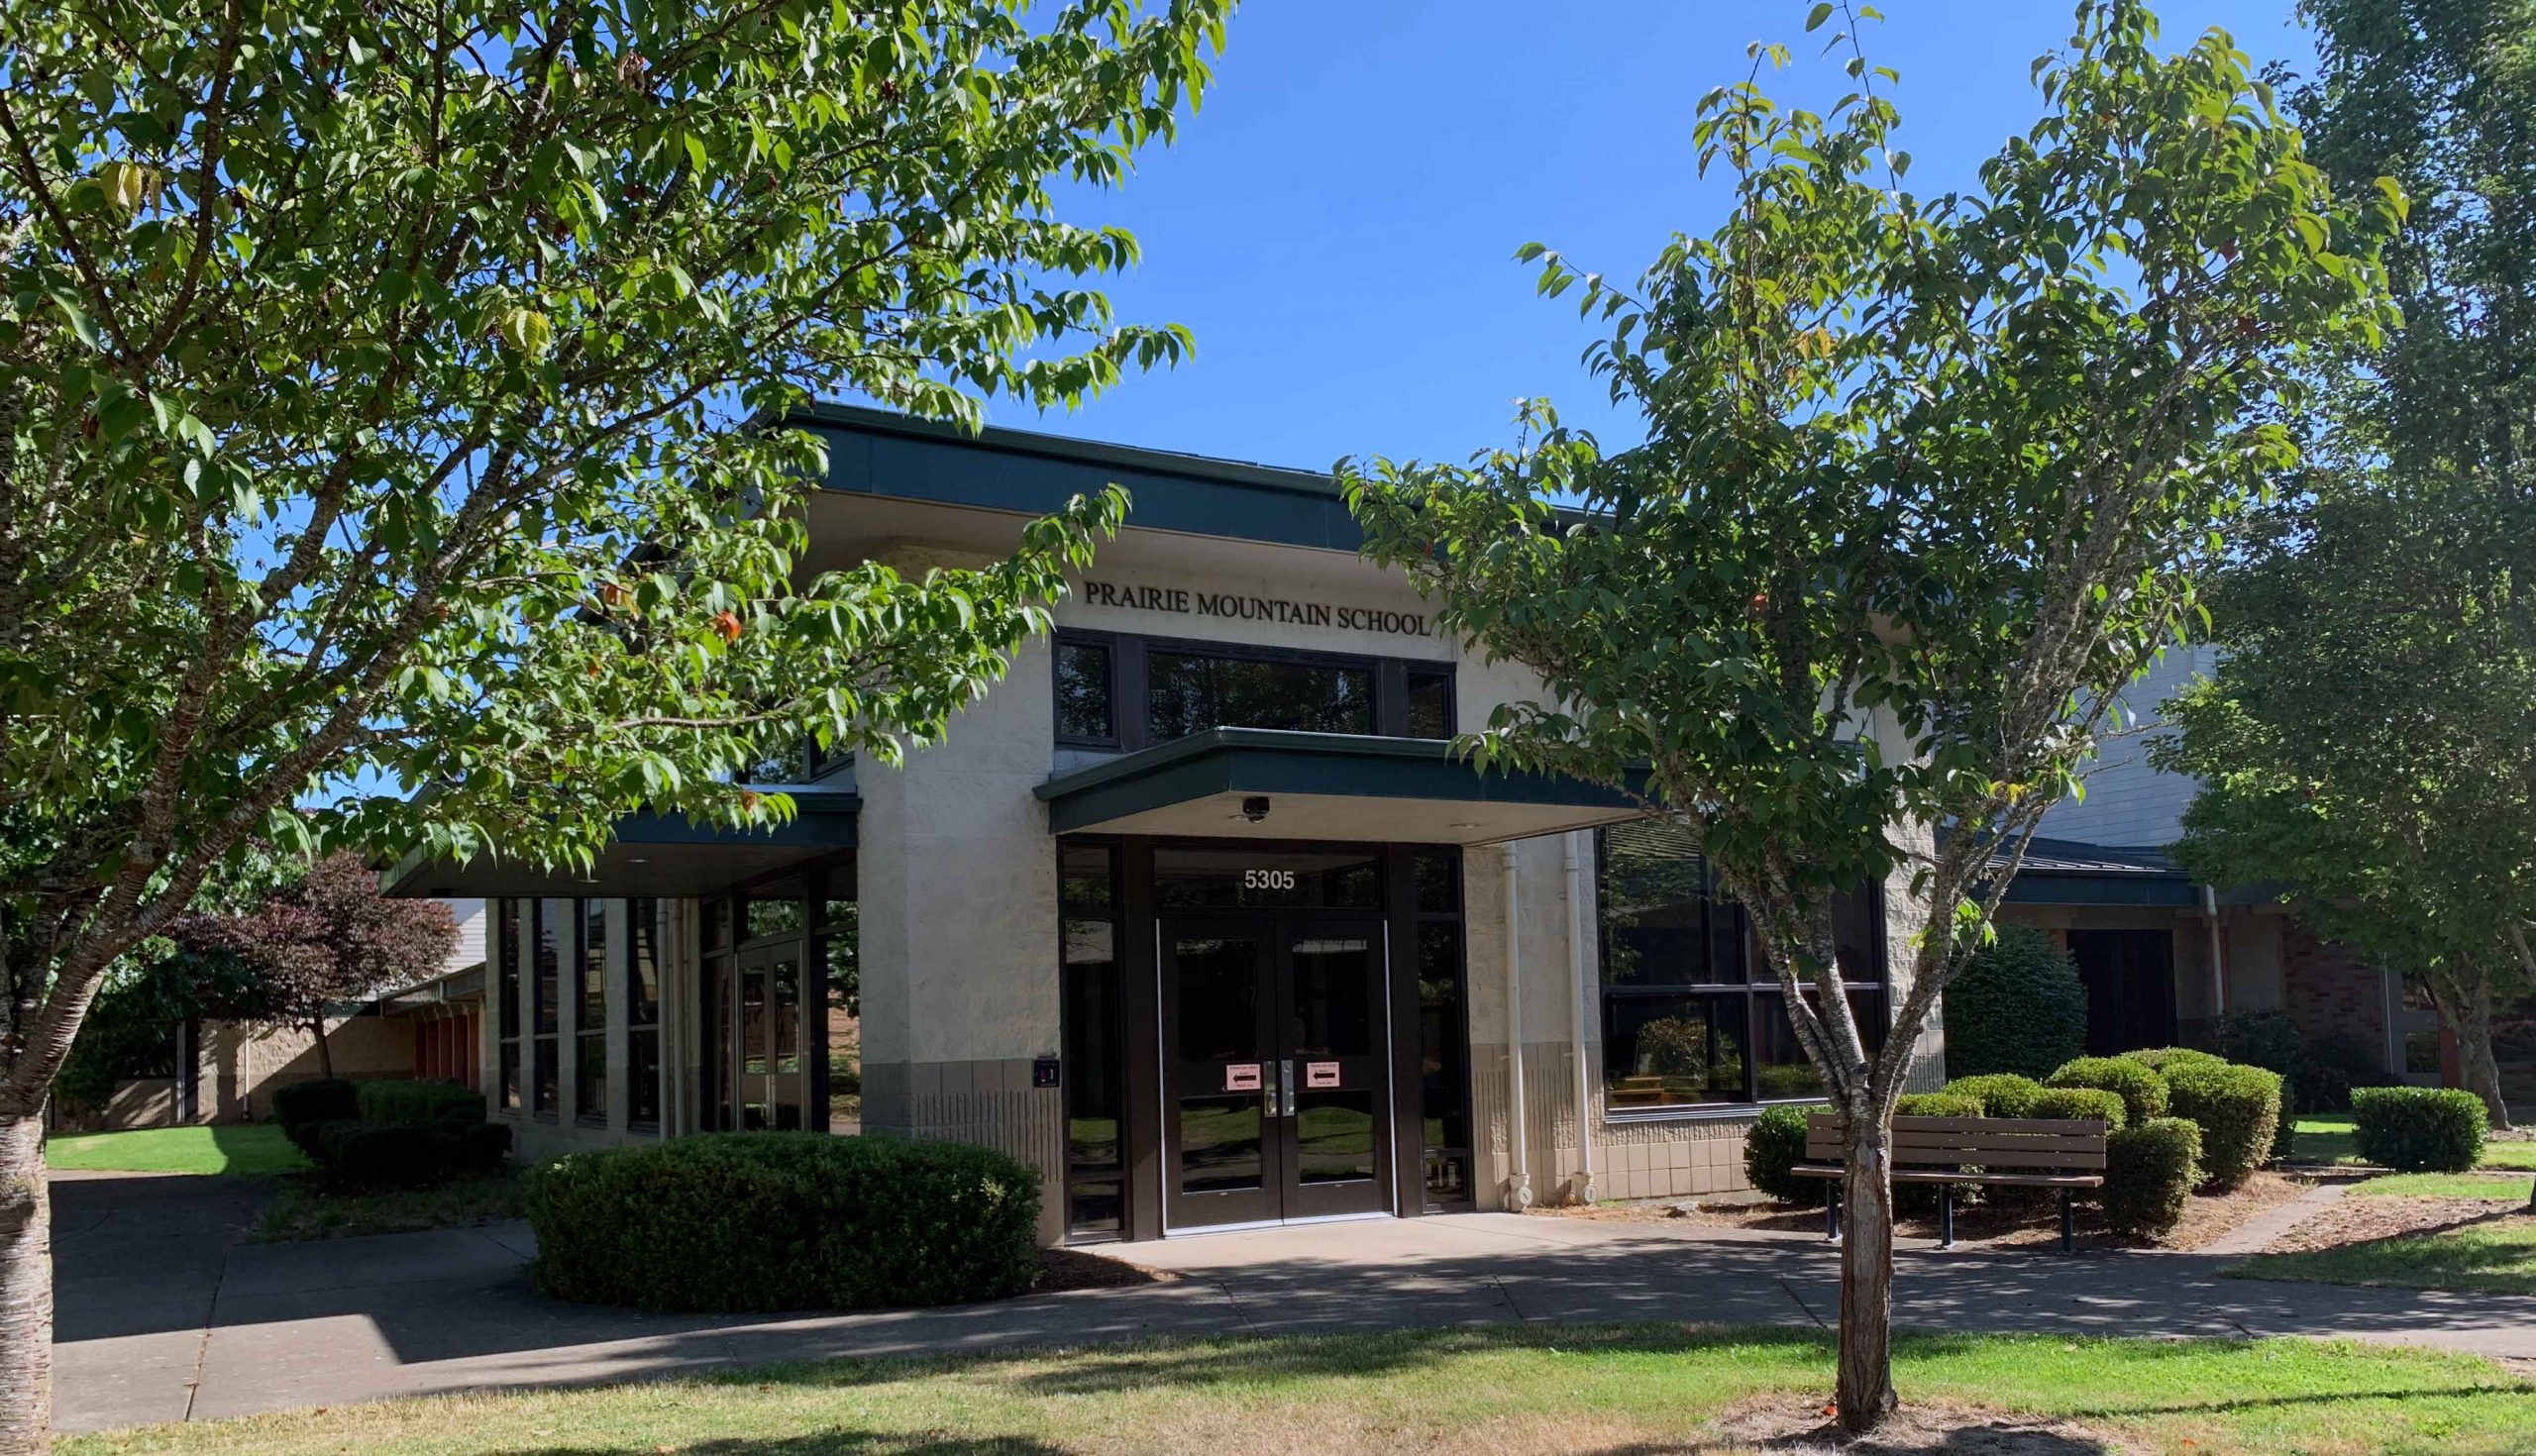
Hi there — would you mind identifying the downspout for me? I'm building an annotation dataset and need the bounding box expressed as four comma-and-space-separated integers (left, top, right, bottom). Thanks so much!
1564, 831, 1596, 1204
2203, 884, 2229, 1022
1501, 844, 1533, 1209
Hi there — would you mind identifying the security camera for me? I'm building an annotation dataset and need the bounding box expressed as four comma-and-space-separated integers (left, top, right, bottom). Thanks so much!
1241, 795, 1271, 823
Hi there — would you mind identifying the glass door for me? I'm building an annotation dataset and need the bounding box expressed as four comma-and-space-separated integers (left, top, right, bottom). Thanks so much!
1159, 913, 1391, 1230
728, 940, 806, 1130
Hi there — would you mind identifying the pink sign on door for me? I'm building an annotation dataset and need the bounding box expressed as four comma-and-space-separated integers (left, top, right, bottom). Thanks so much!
1223, 1063, 1262, 1092
1306, 1061, 1340, 1089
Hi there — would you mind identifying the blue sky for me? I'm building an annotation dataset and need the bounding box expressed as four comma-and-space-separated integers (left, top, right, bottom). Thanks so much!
1004, 0, 2321, 473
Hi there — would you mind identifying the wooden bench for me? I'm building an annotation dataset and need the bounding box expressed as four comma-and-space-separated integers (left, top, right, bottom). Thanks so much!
1792, 1113, 2108, 1253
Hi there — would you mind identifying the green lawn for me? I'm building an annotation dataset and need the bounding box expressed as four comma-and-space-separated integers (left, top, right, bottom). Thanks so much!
61, 1325, 2536, 1456
2353, 1172, 2536, 1199
2229, 1218, 2536, 1298
45, 1124, 309, 1177
2483, 1140, 2536, 1171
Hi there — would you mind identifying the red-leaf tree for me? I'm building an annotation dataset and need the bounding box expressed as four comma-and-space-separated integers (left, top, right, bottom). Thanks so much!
172, 854, 457, 1078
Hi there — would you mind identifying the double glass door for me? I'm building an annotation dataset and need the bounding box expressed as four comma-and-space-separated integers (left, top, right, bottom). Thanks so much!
1162, 915, 1390, 1229
705, 939, 806, 1130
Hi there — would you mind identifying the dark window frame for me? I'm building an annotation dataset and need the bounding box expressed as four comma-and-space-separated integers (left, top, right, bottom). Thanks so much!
1053, 629, 1454, 752
495, 897, 522, 1113
1053, 632, 1122, 748
626, 897, 663, 1130
1595, 828, 1887, 1120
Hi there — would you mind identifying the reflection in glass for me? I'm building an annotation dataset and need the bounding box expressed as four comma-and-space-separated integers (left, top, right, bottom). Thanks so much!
1175, 937, 1259, 1062
1060, 843, 1115, 909
1418, 923, 1471, 1206
1178, 1094, 1264, 1193
1289, 936, 1373, 1058
745, 894, 803, 940
1056, 640, 1114, 740
772, 955, 801, 1074
1604, 993, 1744, 1108
1146, 651, 1374, 740
1295, 1093, 1376, 1183
1599, 824, 1743, 987
1405, 669, 1452, 738
740, 965, 770, 1076
1153, 848, 1381, 910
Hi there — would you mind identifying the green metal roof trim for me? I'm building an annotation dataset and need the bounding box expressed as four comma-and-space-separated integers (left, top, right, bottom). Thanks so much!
792, 402, 1368, 551
377, 788, 859, 895
1033, 727, 1641, 835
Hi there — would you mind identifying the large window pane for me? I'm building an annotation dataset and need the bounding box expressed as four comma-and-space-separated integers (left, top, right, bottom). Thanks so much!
1064, 919, 1121, 1179
534, 899, 566, 1035
1600, 823, 1741, 986
1750, 996, 1827, 1101
1418, 923, 1473, 1207
1146, 651, 1374, 740
1604, 992, 1746, 1108
627, 899, 660, 1025
1405, 669, 1452, 739
628, 1029, 661, 1126
1055, 640, 1114, 741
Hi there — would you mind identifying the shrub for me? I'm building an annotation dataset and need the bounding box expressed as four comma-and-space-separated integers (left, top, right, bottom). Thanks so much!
2030, 1086, 2126, 1131
269, 1078, 358, 1134
2103, 1117, 2201, 1241
1942, 927, 2088, 1080
2213, 1009, 2390, 1114
2163, 1061, 2283, 1192
527, 1133, 1042, 1312
2351, 1086, 2487, 1173
358, 1078, 486, 1126
1943, 1074, 2047, 1119
2049, 1056, 2169, 1127
1894, 1092, 1984, 1119
1743, 1105, 1826, 1205
305, 1120, 461, 1190
2121, 1047, 2228, 1077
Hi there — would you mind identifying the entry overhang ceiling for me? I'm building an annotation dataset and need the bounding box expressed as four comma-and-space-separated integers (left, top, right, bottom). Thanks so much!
378, 790, 858, 898
1035, 728, 1646, 845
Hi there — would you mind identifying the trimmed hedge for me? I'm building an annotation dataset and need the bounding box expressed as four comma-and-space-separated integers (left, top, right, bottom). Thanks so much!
1743, 1105, 1826, 1205
527, 1133, 1042, 1312
1943, 927, 2089, 1080
2120, 1047, 2228, 1077
2103, 1117, 2201, 1242
357, 1079, 485, 1126
2049, 1057, 2170, 1127
2351, 1086, 2487, 1173
306, 1118, 511, 1191
1894, 1092, 1984, 1119
2030, 1086, 2126, 1131
2163, 1061, 2283, 1192
269, 1078, 358, 1136
1942, 1074, 2047, 1119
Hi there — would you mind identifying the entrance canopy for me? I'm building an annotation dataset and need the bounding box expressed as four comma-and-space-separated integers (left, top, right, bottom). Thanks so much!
379, 789, 858, 898
1035, 728, 1643, 845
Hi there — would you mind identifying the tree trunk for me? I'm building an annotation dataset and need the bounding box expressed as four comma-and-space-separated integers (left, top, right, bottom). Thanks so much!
2451, 978, 2514, 1130
1836, 1113, 1899, 1433
0, 1112, 53, 1456
309, 1018, 334, 1080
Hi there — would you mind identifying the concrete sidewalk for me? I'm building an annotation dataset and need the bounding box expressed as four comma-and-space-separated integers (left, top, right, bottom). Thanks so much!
53, 1177, 2536, 1436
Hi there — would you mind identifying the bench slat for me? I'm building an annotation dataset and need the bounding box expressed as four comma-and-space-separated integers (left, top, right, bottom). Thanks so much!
1790, 1165, 2102, 1189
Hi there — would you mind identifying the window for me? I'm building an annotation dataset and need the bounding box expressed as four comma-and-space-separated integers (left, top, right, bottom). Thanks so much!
627, 898, 662, 1127
745, 893, 803, 941
1406, 668, 1453, 739
532, 898, 567, 1117
1413, 849, 1474, 1208
817, 892, 859, 1132
1597, 822, 1884, 1113
1059, 843, 1125, 1238
1147, 649, 1373, 739
1055, 639, 1115, 743
496, 898, 522, 1112
576, 900, 608, 1124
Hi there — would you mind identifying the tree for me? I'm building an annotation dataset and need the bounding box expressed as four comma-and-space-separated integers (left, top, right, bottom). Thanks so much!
1341, 0, 2396, 1431
172, 853, 459, 1077
0, 1, 1229, 1447
2158, 0, 2536, 1129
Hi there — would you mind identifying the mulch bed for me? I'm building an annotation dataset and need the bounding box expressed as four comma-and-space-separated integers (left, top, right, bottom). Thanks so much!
1034, 1245, 1180, 1293
1531, 1171, 2317, 1253
1706, 1395, 2134, 1454
2259, 1196, 2536, 1256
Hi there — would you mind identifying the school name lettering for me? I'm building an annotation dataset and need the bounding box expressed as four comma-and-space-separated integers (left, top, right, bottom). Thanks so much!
1079, 580, 1429, 637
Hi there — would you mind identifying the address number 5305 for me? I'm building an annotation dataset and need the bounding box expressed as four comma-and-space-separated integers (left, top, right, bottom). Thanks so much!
1241, 869, 1297, 890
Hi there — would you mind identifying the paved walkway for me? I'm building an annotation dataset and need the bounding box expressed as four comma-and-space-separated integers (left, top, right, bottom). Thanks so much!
53, 1175, 2536, 1436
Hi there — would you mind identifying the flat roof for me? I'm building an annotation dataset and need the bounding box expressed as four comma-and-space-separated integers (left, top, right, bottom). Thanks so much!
380, 790, 859, 898
1035, 728, 1645, 844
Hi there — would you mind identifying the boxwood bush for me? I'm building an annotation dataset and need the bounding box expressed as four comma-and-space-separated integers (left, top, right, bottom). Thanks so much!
357, 1078, 485, 1126
269, 1078, 358, 1144
1894, 1092, 1984, 1119
1742, 1105, 1826, 1205
2102, 1117, 2201, 1241
2351, 1086, 2487, 1173
2120, 1047, 2228, 1077
1943, 927, 2088, 1080
306, 1118, 510, 1191
527, 1133, 1042, 1312
2049, 1056, 2170, 1127
2029, 1086, 2125, 1130
2163, 1061, 2283, 1192
1942, 1074, 2048, 1119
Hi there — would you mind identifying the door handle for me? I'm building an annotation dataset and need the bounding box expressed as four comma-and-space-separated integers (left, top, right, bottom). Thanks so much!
1277, 1059, 1295, 1118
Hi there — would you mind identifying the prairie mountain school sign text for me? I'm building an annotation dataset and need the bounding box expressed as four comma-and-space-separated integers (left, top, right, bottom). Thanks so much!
1078, 579, 1431, 637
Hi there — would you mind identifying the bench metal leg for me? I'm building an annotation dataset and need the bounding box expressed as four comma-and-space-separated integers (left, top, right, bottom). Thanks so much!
1826, 1187, 1841, 1244
1939, 1185, 1955, 1249
2060, 1190, 2075, 1254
